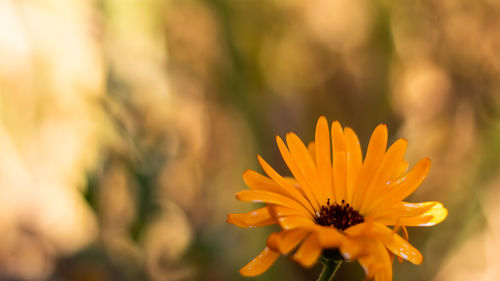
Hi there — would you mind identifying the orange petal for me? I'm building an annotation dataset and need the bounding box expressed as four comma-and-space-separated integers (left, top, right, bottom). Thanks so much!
284, 176, 299, 185
257, 155, 316, 215
370, 158, 431, 210
283, 176, 309, 198
376, 202, 448, 227
330, 121, 346, 204
285, 133, 326, 206
389, 157, 431, 201
275, 137, 321, 211
266, 232, 281, 251
346, 222, 423, 265
352, 124, 388, 210
315, 116, 334, 204
331, 121, 346, 153
358, 256, 384, 281
366, 201, 439, 220
340, 236, 365, 260
332, 151, 347, 204
357, 239, 391, 281
308, 141, 316, 162
235, 190, 311, 218
243, 170, 290, 196
315, 225, 345, 248
227, 207, 275, 228
266, 229, 310, 254
405, 202, 447, 226
382, 139, 408, 181
344, 127, 362, 203
278, 216, 316, 230
239, 247, 280, 276
278, 228, 310, 254
389, 160, 408, 182
383, 231, 423, 264
292, 232, 322, 267
269, 205, 309, 218
360, 138, 408, 214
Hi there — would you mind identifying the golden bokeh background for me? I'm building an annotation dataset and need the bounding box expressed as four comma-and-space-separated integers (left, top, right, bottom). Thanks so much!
0, 0, 499, 280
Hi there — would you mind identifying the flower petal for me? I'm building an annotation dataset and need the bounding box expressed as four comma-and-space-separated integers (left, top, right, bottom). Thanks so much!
285, 133, 327, 206
369, 158, 431, 211
244, 169, 313, 215
360, 138, 408, 214
339, 236, 365, 260
346, 222, 423, 264
257, 155, 316, 215
389, 160, 408, 182
264, 229, 311, 255
269, 205, 308, 218
243, 170, 288, 196
235, 190, 312, 218
307, 141, 316, 162
266, 232, 281, 251
278, 228, 310, 254
315, 225, 345, 248
376, 202, 448, 227
366, 201, 440, 220
278, 216, 316, 230
331, 121, 346, 153
275, 136, 321, 211
383, 231, 423, 265
358, 256, 384, 281
315, 116, 334, 204
358, 239, 392, 281
292, 232, 322, 267
351, 124, 388, 210
332, 151, 347, 204
344, 127, 362, 204
405, 202, 448, 227
227, 207, 275, 228
239, 247, 280, 277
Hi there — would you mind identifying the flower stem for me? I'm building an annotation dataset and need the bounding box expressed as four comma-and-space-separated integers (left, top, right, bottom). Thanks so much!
317, 259, 342, 281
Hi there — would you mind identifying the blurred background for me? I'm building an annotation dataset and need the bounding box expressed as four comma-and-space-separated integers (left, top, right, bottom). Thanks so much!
0, 0, 499, 280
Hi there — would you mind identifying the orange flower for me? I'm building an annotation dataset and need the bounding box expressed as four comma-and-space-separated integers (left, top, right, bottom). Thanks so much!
227, 117, 447, 281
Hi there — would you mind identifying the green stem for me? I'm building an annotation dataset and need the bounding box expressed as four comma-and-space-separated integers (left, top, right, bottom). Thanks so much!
316, 259, 342, 281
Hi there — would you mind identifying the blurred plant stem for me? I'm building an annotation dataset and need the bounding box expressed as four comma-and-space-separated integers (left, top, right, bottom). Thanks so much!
317, 258, 342, 281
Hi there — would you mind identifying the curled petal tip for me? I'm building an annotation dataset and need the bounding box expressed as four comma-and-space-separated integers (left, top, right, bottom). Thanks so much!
239, 247, 280, 277
417, 157, 432, 171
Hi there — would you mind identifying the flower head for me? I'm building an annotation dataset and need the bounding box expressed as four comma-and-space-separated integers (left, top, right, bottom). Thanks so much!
227, 117, 447, 281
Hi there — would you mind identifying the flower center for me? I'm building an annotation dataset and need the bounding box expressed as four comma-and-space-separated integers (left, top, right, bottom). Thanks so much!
315, 199, 364, 231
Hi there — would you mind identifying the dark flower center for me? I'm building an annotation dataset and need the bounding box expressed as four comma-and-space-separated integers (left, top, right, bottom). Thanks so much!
315, 199, 364, 231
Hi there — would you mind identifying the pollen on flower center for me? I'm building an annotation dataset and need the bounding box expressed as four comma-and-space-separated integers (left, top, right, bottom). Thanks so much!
315, 199, 364, 231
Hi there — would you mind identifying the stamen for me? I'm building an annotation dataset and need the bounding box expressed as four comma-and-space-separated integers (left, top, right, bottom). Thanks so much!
315, 199, 364, 231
